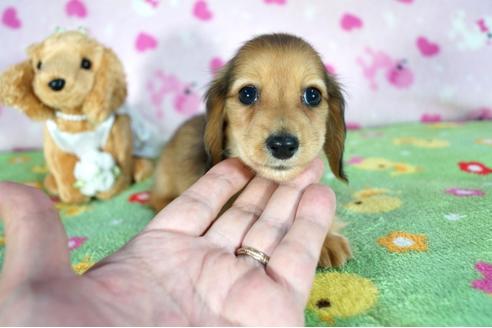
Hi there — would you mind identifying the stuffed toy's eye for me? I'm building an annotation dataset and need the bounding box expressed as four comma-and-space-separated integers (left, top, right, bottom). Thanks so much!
81, 58, 92, 70
36, 61, 42, 70
238, 85, 258, 105
302, 87, 322, 107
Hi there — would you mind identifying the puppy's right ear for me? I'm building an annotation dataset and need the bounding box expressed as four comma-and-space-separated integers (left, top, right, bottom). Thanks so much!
204, 64, 231, 166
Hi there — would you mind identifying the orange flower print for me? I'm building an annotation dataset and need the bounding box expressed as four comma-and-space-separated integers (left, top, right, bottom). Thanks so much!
378, 231, 428, 253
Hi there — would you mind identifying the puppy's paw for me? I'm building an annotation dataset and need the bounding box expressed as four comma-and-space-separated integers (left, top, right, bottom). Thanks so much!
318, 233, 352, 268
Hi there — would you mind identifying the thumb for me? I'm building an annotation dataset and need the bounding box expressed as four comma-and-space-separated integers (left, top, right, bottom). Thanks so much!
0, 182, 73, 287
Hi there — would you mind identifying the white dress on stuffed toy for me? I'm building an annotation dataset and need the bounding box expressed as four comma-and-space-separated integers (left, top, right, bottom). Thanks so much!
46, 108, 160, 197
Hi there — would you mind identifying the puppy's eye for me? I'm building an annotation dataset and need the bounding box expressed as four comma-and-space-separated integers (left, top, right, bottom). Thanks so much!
36, 61, 42, 70
303, 87, 322, 107
81, 58, 92, 70
238, 85, 258, 105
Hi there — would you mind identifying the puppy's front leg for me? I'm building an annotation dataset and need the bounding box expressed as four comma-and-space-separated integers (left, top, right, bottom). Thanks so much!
318, 232, 352, 268
318, 218, 352, 268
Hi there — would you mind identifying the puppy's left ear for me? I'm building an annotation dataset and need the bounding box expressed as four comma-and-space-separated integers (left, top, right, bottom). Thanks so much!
323, 73, 348, 182
82, 47, 127, 124
204, 65, 231, 167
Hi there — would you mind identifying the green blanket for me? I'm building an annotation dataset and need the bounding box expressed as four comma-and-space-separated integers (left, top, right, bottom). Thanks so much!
1, 121, 491, 326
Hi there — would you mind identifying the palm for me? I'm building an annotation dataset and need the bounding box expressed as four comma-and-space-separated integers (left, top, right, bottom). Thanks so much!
94, 231, 302, 325
0, 159, 335, 326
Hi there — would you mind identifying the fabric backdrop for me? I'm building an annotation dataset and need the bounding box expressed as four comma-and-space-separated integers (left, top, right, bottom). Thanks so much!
0, 0, 491, 151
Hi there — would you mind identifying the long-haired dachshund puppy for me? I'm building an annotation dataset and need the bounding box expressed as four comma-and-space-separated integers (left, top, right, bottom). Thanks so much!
150, 33, 351, 267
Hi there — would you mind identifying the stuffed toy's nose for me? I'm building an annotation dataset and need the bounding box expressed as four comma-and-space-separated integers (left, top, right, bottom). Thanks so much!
48, 78, 65, 91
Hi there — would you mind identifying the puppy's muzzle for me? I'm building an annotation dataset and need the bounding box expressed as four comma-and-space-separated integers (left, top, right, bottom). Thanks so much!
266, 133, 299, 160
48, 78, 66, 91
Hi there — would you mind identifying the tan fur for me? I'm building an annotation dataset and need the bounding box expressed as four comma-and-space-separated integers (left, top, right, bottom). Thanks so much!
151, 34, 351, 267
0, 31, 153, 203
149, 116, 209, 211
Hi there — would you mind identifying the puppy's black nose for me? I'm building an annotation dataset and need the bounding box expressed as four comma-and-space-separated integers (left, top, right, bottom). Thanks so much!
48, 78, 65, 91
266, 134, 299, 160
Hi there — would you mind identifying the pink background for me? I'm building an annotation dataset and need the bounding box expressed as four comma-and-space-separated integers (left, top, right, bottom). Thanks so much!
0, 0, 491, 151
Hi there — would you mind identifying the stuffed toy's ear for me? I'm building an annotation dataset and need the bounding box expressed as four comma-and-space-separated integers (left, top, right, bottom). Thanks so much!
82, 47, 127, 124
323, 73, 348, 183
204, 65, 231, 166
0, 60, 54, 121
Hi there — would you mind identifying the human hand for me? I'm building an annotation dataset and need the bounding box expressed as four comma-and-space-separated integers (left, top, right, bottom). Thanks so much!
0, 158, 335, 326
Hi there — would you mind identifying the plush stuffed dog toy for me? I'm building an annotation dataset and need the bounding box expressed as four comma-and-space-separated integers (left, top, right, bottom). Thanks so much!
0, 30, 154, 203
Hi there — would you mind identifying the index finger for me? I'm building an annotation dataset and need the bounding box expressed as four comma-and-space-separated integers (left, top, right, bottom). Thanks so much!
266, 184, 336, 301
145, 158, 253, 236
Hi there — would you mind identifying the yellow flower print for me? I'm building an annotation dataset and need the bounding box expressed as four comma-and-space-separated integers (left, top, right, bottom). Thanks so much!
392, 162, 419, 174
352, 157, 419, 175
476, 138, 492, 146
393, 137, 449, 148
32, 165, 49, 174
0, 235, 5, 247
72, 256, 95, 275
307, 272, 378, 323
345, 188, 402, 214
426, 122, 460, 129
55, 203, 90, 217
352, 157, 394, 171
378, 231, 428, 253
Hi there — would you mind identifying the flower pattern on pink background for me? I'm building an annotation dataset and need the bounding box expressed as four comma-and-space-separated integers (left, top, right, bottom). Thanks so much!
340, 13, 363, 32
144, 0, 160, 8
147, 70, 201, 118
193, 0, 213, 21
357, 48, 414, 90
209, 57, 224, 75
472, 262, 492, 294
65, 0, 88, 18
264, 0, 287, 5
445, 187, 485, 197
420, 113, 442, 123
2, 7, 22, 29
466, 107, 492, 121
324, 63, 336, 74
135, 32, 158, 52
416, 36, 440, 57
0, 1, 492, 151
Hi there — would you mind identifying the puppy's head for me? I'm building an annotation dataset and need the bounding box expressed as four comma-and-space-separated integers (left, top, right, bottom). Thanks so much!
27, 31, 125, 114
205, 33, 347, 182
